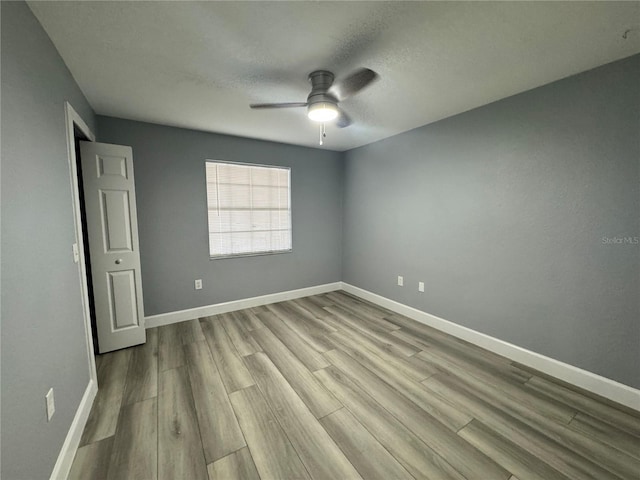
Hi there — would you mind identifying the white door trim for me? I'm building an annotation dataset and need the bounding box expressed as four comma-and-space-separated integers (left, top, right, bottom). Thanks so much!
64, 101, 97, 385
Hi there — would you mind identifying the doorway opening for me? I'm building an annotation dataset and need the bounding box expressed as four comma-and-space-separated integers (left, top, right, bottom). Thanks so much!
73, 126, 99, 353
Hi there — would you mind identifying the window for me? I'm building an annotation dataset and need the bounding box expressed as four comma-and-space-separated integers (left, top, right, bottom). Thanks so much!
205, 161, 292, 258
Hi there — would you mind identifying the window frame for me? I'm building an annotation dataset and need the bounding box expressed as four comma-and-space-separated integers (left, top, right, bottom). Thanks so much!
205, 159, 293, 260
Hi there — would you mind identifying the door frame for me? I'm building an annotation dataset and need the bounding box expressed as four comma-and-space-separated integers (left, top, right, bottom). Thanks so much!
65, 101, 97, 385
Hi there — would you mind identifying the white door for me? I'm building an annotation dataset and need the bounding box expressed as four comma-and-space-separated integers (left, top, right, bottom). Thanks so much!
80, 141, 146, 353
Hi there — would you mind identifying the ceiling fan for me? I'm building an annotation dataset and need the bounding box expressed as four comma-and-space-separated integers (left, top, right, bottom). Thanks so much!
250, 68, 379, 128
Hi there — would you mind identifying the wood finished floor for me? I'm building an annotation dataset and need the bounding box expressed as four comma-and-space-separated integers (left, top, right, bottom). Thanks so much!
70, 291, 640, 480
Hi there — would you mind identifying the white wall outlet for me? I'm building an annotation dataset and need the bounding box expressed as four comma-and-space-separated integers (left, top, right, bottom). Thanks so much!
397, 275, 404, 287
194, 279, 203, 290
46, 388, 55, 421
418, 281, 425, 292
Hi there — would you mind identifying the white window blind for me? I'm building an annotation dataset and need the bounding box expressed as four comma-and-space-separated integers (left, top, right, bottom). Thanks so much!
205, 161, 292, 258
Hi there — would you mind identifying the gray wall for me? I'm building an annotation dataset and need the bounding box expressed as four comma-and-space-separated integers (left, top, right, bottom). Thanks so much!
1, 5, 636, 477
1, 2, 97, 478
97, 117, 343, 316
343, 54, 640, 389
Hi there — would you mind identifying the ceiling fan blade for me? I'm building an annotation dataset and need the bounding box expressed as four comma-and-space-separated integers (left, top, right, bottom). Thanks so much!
250, 102, 308, 109
336, 109, 352, 128
329, 68, 379, 101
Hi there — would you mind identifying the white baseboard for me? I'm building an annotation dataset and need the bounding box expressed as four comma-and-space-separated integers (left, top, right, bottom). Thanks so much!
145, 282, 343, 328
342, 283, 640, 412
50, 379, 98, 480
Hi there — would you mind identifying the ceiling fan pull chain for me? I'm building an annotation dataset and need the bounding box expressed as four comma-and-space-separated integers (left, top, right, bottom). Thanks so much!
319, 123, 326, 145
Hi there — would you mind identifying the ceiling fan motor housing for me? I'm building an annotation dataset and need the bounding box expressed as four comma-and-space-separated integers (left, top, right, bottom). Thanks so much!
307, 70, 338, 107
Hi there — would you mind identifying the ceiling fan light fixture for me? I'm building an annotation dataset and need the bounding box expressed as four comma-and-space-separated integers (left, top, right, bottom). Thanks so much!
307, 102, 338, 122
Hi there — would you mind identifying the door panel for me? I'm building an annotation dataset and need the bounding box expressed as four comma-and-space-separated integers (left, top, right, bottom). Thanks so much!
97, 154, 128, 179
108, 270, 138, 330
81, 141, 146, 353
100, 190, 133, 252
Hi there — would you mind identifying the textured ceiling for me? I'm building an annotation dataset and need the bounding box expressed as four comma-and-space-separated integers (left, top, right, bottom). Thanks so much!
28, 1, 640, 151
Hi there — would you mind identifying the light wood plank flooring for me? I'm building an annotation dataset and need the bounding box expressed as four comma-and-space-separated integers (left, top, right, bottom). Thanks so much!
70, 291, 640, 480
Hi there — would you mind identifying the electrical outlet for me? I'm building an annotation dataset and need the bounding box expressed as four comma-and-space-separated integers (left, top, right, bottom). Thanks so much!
397, 275, 404, 287
418, 281, 425, 293
46, 388, 55, 421
194, 279, 203, 290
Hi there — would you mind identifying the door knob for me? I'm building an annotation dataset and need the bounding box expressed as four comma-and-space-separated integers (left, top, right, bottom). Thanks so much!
115, 259, 123, 265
